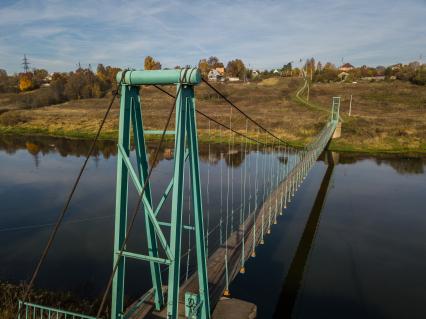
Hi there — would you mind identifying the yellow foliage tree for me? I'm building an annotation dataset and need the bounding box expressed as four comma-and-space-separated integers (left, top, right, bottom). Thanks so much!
19, 74, 34, 91
144, 56, 161, 70
198, 59, 209, 77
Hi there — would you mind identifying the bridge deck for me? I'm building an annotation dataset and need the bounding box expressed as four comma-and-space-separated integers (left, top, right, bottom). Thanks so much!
124, 165, 295, 318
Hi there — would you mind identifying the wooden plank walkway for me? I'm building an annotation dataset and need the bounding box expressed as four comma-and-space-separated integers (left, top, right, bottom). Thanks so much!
125, 163, 299, 318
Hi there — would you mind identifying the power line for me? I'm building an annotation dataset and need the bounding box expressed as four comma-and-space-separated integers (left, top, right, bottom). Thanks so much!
22, 54, 30, 73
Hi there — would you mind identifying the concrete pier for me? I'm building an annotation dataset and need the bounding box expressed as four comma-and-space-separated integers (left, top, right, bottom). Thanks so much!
332, 122, 342, 138
212, 298, 256, 319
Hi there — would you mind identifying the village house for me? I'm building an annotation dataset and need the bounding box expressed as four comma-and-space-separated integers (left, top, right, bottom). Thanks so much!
207, 67, 225, 81
339, 63, 354, 72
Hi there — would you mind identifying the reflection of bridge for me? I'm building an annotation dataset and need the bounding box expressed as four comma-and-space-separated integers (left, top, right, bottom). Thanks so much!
18, 68, 340, 319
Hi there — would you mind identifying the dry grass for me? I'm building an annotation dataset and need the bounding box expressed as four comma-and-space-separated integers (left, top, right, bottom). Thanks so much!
308, 81, 426, 153
0, 79, 425, 153
0, 79, 327, 145
0, 281, 108, 319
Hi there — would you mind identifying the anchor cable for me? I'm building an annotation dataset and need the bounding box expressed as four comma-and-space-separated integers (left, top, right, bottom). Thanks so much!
18, 70, 129, 315
95, 68, 190, 318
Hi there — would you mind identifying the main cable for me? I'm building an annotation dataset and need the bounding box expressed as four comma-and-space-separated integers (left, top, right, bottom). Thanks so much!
200, 78, 291, 147
152, 85, 265, 146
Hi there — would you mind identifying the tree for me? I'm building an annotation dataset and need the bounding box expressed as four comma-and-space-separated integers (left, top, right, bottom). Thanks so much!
50, 72, 67, 101
19, 73, 35, 91
226, 59, 246, 78
0, 69, 8, 92
207, 56, 224, 69
282, 62, 292, 76
64, 71, 85, 99
33, 69, 48, 87
314, 62, 338, 82
411, 66, 426, 85
198, 59, 210, 77
304, 57, 315, 80
144, 56, 161, 70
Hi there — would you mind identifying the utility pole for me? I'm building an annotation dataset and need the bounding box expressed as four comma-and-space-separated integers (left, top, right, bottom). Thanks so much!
307, 82, 310, 102
22, 54, 30, 73
349, 94, 353, 116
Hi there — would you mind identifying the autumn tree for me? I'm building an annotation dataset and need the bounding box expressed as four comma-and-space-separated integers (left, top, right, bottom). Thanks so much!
96, 64, 120, 92
226, 59, 246, 78
281, 62, 292, 76
33, 69, 48, 87
0, 69, 8, 92
19, 73, 35, 91
144, 56, 161, 70
411, 66, 426, 85
207, 56, 224, 69
50, 73, 67, 101
304, 58, 316, 80
198, 59, 210, 77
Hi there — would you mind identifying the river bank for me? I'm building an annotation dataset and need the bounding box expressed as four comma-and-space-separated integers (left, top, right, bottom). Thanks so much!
0, 281, 106, 319
0, 79, 424, 154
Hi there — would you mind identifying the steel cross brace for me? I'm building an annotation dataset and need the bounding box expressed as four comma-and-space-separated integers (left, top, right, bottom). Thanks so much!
112, 68, 210, 319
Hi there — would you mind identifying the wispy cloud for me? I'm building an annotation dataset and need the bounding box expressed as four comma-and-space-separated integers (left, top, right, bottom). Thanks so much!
0, 0, 425, 73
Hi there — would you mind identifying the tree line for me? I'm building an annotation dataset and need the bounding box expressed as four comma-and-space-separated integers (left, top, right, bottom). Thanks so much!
0, 64, 120, 108
301, 57, 426, 85
1, 55, 424, 109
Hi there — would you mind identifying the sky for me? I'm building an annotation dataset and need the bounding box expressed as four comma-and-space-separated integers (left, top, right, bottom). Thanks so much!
1, 0, 425, 74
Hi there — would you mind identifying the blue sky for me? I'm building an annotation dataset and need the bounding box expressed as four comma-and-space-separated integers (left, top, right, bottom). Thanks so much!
1, 0, 425, 73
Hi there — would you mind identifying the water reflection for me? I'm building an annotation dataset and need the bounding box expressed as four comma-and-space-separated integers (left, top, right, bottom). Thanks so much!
1, 135, 424, 174
1, 135, 426, 318
338, 152, 425, 175
273, 152, 336, 318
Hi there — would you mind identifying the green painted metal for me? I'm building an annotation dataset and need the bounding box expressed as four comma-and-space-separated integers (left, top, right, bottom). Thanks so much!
167, 84, 189, 317
116, 143, 173, 260
158, 221, 196, 231
185, 292, 202, 319
112, 69, 210, 319
116, 68, 201, 85
331, 96, 340, 123
145, 130, 175, 135
130, 85, 164, 309
121, 251, 171, 265
18, 301, 96, 319
111, 84, 131, 319
186, 87, 211, 319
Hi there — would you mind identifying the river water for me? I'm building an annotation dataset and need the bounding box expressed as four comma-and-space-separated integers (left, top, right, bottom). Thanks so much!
0, 135, 425, 318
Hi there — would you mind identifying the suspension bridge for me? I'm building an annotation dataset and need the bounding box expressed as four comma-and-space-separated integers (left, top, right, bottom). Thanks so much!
17, 68, 340, 319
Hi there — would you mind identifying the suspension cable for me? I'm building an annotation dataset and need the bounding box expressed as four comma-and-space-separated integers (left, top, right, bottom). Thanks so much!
201, 78, 290, 147
95, 69, 190, 318
153, 84, 265, 146
18, 70, 128, 315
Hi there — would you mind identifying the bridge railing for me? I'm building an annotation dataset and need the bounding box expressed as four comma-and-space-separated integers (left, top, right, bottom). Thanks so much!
18, 300, 96, 319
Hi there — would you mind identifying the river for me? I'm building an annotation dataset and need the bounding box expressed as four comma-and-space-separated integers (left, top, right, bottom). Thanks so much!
0, 135, 425, 318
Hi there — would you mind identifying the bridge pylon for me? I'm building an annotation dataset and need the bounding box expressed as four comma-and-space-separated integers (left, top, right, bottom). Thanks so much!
112, 68, 210, 319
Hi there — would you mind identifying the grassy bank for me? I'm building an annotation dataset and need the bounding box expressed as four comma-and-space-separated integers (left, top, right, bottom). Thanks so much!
0, 281, 107, 319
0, 78, 425, 154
